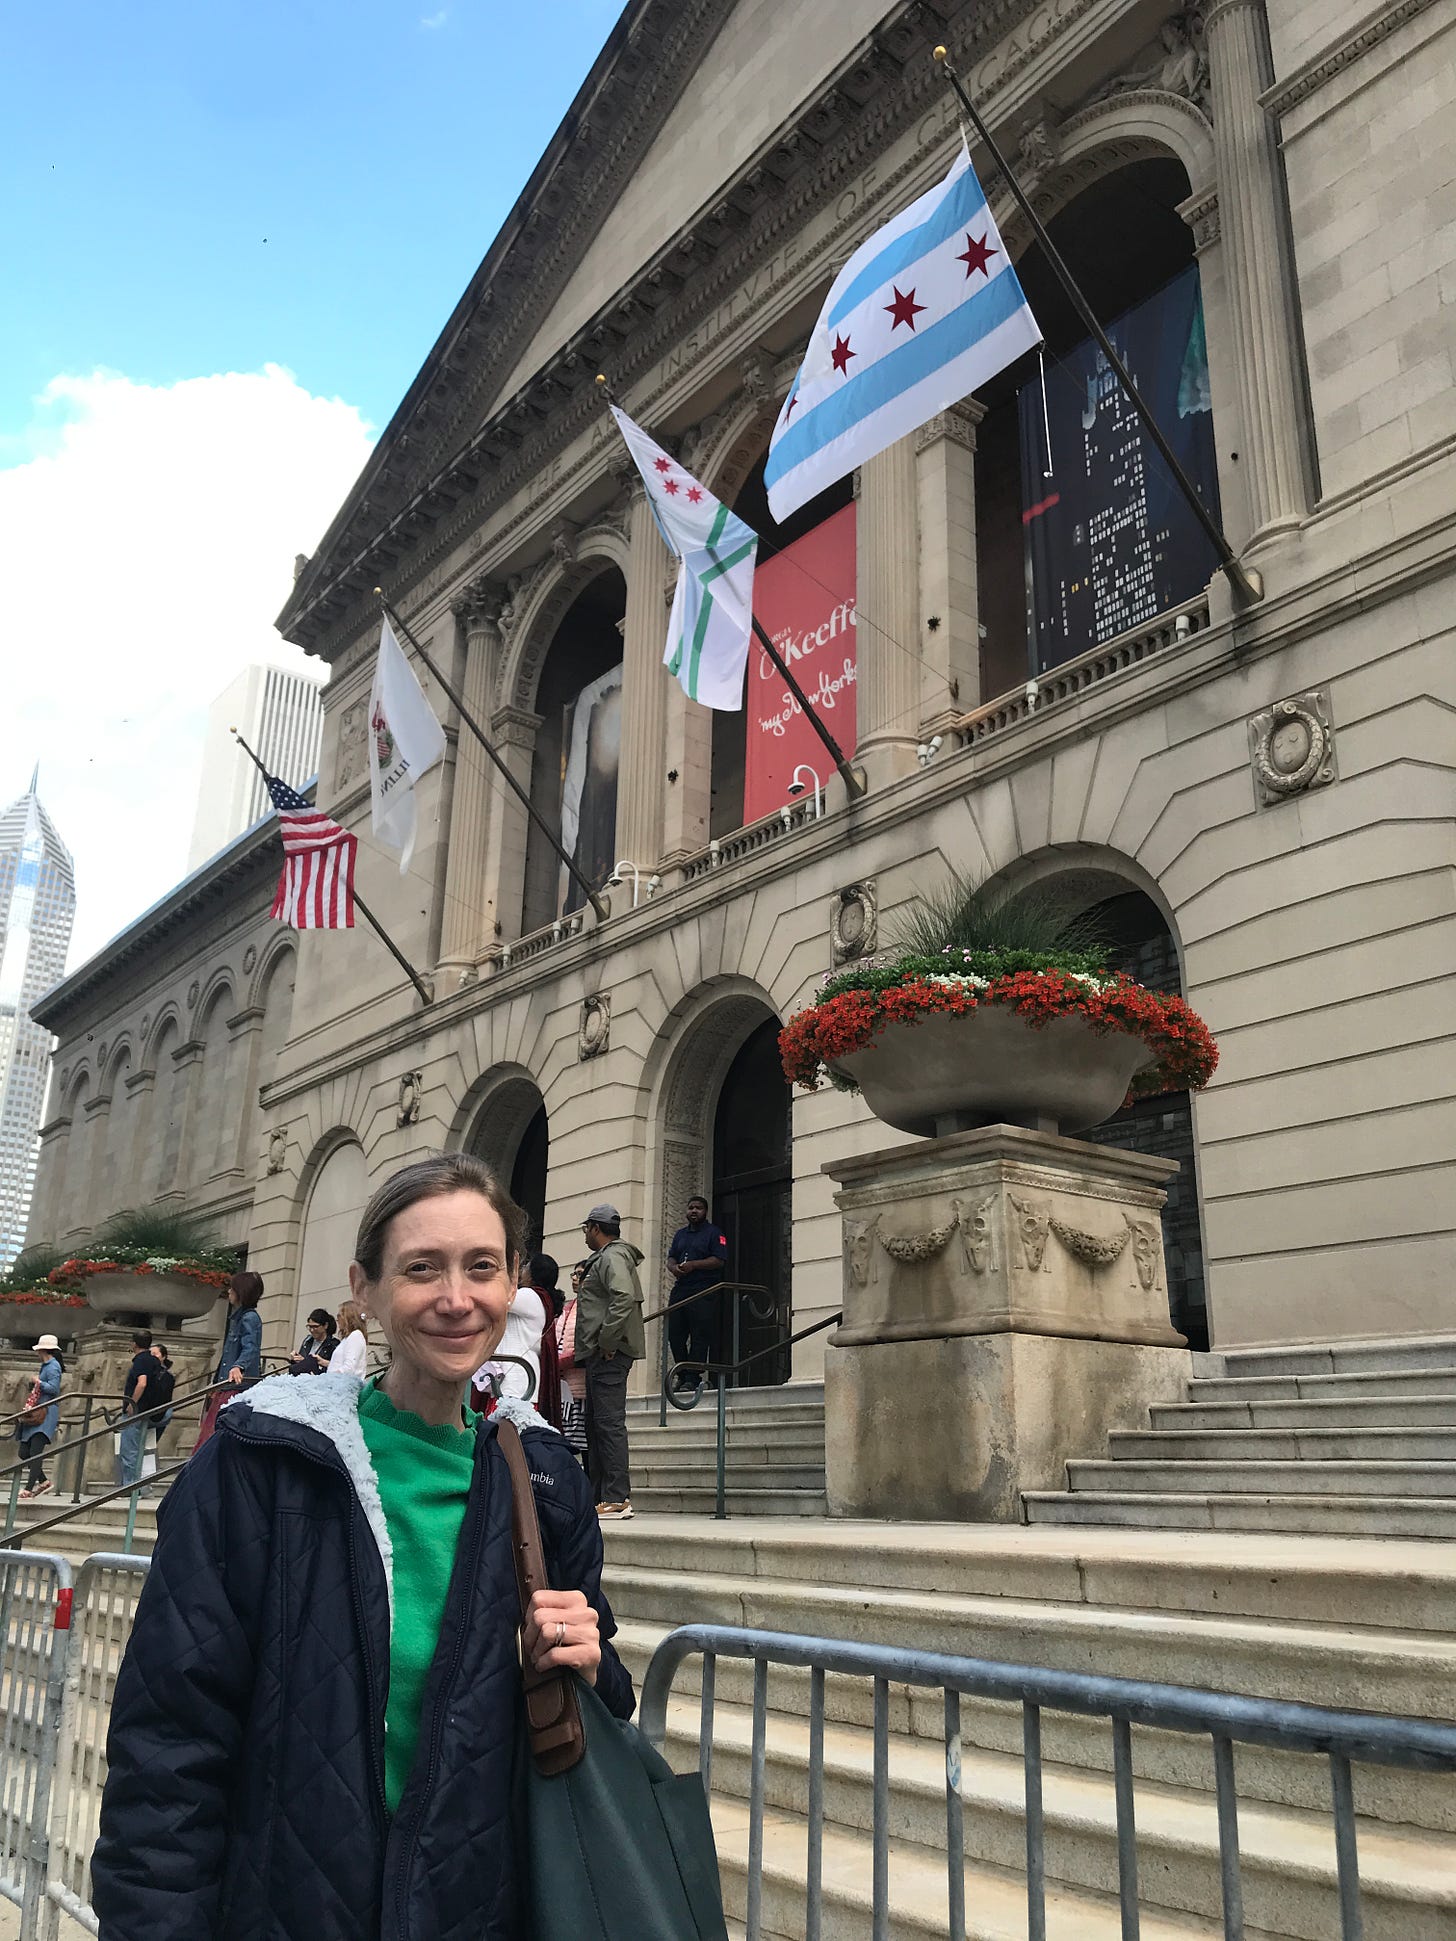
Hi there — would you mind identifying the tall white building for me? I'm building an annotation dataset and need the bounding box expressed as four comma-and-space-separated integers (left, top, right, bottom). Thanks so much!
187, 664, 324, 870
0, 771, 75, 1268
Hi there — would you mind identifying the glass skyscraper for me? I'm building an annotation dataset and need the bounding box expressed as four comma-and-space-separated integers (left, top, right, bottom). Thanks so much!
0, 772, 76, 1269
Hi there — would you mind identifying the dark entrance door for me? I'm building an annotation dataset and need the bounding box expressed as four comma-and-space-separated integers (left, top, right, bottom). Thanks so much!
711, 1018, 792, 1387
510, 1103, 550, 1256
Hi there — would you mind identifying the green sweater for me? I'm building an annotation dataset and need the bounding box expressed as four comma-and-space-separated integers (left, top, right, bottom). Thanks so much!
358, 1380, 478, 1813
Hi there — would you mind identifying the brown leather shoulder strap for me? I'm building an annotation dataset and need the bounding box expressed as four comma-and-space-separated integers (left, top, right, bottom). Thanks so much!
496, 1418, 586, 1775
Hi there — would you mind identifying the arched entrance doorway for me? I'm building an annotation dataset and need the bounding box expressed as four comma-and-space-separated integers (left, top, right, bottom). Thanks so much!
297, 1138, 369, 1341
463, 1073, 549, 1253
658, 993, 792, 1387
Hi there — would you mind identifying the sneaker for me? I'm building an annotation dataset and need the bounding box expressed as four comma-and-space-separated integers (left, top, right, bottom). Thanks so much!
596, 1501, 634, 1521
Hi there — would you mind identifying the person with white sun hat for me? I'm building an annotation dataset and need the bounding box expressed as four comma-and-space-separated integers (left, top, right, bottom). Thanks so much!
16, 1332, 64, 1500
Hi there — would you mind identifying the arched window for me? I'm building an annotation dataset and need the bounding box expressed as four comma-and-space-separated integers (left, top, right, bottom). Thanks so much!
521, 570, 626, 933
976, 158, 1218, 697
463, 1073, 549, 1254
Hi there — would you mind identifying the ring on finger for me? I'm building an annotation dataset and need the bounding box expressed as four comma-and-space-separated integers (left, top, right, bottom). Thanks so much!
553, 1620, 567, 1649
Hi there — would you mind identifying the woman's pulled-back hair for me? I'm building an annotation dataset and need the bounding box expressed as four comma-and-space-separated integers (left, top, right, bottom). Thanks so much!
229, 1272, 264, 1311
352, 1151, 526, 1285
307, 1307, 337, 1334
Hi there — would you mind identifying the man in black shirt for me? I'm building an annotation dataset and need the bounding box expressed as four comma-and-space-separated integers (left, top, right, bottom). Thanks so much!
120, 1331, 161, 1488
666, 1197, 729, 1393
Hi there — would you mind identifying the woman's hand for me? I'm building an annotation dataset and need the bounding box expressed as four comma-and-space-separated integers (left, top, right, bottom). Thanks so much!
227, 1366, 245, 1386
523, 1587, 600, 1687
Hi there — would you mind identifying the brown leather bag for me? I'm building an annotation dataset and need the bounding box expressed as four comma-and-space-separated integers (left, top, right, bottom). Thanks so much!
496, 1418, 587, 1776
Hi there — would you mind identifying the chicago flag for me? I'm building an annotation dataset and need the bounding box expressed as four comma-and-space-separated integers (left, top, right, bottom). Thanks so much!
609, 404, 758, 710
369, 617, 447, 872
765, 144, 1041, 521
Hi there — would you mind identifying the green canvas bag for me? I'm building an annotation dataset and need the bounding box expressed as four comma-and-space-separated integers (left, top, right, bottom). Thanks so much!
498, 1420, 729, 1940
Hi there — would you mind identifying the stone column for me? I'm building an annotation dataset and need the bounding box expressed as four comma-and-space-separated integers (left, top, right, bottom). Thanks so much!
82, 1093, 112, 1221
854, 438, 921, 788
220, 1006, 265, 1179
614, 485, 671, 871
915, 401, 985, 729
660, 681, 712, 867
440, 586, 504, 973
1205, 0, 1312, 541
481, 706, 541, 945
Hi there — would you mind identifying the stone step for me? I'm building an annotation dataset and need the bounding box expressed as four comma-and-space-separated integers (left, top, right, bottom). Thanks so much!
1190, 1368, 1456, 1405
1066, 1459, 1456, 1499
632, 1459, 827, 1482
601, 1569, 1456, 1721
662, 1692, 1454, 1941
708, 1794, 1242, 1940
1154, 1397, 1456, 1432
610, 1621, 1456, 1835
627, 1425, 826, 1454
627, 1383, 823, 1419
1109, 1428, 1456, 1463
1221, 1337, 1456, 1379
601, 1517, 1456, 1637
1022, 1490, 1456, 1541
629, 1486, 829, 1515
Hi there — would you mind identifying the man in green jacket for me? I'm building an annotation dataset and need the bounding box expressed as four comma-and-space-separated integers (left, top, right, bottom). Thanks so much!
576, 1202, 645, 1521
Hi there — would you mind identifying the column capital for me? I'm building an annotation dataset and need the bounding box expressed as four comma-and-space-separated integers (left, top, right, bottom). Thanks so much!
914, 400, 986, 455
452, 576, 509, 633
490, 705, 542, 750
1203, 0, 1265, 28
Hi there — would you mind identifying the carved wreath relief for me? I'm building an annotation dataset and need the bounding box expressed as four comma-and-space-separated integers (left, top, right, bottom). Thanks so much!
578, 994, 611, 1060
397, 1071, 424, 1127
831, 882, 878, 964
1249, 691, 1336, 808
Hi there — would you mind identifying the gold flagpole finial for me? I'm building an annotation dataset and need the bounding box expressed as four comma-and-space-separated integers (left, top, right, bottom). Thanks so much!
373, 585, 383, 596
933, 44, 948, 61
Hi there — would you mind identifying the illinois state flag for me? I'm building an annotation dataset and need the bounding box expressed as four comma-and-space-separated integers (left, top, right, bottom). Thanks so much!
369, 616, 447, 872
764, 144, 1041, 521
609, 403, 758, 709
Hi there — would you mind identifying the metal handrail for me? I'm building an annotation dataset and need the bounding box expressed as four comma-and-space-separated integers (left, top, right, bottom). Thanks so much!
640, 1623, 1456, 1941
648, 1279, 776, 1428
2, 1360, 290, 1538
662, 1310, 842, 1519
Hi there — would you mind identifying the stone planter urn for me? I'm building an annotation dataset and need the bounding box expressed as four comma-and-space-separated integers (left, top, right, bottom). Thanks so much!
83, 1270, 221, 1325
831, 1009, 1153, 1138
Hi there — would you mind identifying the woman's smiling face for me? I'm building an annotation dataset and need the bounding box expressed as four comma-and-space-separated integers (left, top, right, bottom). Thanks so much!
350, 1190, 515, 1389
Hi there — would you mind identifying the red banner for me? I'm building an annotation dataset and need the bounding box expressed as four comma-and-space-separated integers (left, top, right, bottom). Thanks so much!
743, 504, 857, 824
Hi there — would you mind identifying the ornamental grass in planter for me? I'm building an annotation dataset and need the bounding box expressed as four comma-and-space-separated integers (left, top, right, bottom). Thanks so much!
47, 1207, 240, 1321
779, 877, 1217, 1138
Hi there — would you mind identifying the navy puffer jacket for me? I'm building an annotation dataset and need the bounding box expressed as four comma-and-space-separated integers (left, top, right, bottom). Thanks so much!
91, 1374, 632, 1939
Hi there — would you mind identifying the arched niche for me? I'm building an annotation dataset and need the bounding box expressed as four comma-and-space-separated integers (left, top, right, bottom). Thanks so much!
295, 1137, 370, 1343
520, 567, 627, 933
459, 1069, 550, 1253
982, 848, 1209, 1349
653, 985, 790, 1385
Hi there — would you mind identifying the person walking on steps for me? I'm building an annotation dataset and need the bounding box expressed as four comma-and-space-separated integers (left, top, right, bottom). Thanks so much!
666, 1195, 729, 1395
16, 1334, 63, 1501
576, 1203, 645, 1522
119, 1331, 161, 1489
91, 1150, 631, 1940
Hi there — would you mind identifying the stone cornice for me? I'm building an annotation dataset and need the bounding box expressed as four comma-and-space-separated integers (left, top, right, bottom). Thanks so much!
279, 0, 1116, 665
1260, 0, 1442, 122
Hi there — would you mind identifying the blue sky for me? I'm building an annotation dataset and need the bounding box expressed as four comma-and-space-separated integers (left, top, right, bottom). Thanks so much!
4, 1, 624, 962
3, 0, 618, 447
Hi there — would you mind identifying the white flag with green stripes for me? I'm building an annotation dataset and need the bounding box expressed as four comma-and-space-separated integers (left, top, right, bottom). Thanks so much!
609, 403, 759, 710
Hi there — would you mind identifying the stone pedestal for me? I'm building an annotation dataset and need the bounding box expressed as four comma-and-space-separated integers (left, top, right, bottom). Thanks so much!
823, 1124, 1190, 1521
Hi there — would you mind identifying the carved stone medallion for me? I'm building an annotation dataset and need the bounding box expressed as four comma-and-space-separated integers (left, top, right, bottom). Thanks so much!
831, 881, 878, 964
1249, 691, 1336, 807
243, 945, 258, 975
579, 994, 611, 1060
266, 1126, 289, 1175
397, 1071, 424, 1127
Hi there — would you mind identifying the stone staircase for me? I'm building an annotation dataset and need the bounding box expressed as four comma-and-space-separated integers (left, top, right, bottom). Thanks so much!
1025, 1335, 1456, 1538
601, 1515, 1456, 1939
3, 1490, 162, 1566
626, 1382, 827, 1514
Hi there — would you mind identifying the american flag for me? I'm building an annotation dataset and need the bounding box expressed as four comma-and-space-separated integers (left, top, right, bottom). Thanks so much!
266, 775, 357, 929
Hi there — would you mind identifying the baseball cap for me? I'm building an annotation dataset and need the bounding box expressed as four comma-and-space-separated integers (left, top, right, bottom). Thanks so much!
584, 1203, 621, 1227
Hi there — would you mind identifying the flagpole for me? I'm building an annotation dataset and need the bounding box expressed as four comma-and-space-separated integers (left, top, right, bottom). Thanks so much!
373, 592, 610, 923
933, 46, 1264, 609
232, 731, 435, 1007
748, 613, 865, 800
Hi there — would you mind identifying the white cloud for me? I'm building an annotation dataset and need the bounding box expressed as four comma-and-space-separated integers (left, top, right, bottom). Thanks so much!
420, 8, 448, 26
1, 364, 375, 969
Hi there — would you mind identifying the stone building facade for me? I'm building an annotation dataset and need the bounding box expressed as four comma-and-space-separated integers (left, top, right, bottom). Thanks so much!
28, 0, 1456, 1382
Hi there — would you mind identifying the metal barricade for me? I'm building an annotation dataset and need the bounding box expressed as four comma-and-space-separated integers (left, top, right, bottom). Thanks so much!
640, 1623, 1456, 1941
0, 1550, 72, 1941
42, 1554, 151, 1938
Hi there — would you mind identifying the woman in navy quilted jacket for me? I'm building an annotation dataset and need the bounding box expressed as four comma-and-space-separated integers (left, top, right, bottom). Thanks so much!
92, 1151, 633, 1940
